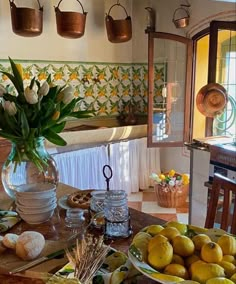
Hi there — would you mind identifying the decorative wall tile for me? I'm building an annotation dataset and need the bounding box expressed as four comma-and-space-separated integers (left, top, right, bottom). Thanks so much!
0, 60, 166, 117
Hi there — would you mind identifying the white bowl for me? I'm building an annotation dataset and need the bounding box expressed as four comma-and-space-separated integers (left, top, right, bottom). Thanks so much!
16, 195, 57, 208
16, 203, 57, 224
16, 198, 57, 214
15, 183, 56, 199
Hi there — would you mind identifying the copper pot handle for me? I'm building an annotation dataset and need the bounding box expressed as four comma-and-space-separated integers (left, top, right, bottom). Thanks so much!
107, 3, 129, 18
172, 6, 189, 21
55, 0, 85, 14
9, 0, 43, 10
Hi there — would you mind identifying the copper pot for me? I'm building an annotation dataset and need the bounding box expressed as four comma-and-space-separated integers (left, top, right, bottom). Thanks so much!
172, 6, 190, 28
9, 0, 43, 37
105, 3, 132, 43
55, 0, 87, 39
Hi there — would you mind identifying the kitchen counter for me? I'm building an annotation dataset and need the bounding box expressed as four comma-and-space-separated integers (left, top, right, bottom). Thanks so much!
47, 123, 147, 154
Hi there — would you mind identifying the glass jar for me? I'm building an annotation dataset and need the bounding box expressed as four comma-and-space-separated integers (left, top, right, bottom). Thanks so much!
104, 190, 132, 238
90, 190, 106, 228
1, 137, 59, 200
65, 208, 85, 229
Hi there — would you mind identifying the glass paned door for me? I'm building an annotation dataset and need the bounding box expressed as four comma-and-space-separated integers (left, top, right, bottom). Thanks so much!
147, 32, 193, 147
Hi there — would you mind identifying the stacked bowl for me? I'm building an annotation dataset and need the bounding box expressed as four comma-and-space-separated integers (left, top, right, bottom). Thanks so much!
15, 183, 57, 224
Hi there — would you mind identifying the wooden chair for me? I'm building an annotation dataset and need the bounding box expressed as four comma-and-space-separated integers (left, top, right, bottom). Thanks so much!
205, 173, 236, 234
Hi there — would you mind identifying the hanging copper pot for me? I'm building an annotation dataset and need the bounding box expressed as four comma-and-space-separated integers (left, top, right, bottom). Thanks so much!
105, 3, 132, 43
9, 0, 43, 37
172, 6, 190, 28
55, 0, 87, 39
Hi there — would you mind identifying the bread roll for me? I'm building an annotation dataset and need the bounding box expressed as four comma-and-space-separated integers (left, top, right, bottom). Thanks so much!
16, 231, 45, 260
2, 233, 19, 249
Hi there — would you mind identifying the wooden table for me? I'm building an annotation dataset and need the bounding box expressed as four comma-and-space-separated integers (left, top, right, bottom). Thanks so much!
0, 183, 165, 283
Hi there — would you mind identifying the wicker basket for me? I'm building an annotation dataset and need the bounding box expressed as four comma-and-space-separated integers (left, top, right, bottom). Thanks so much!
154, 183, 189, 208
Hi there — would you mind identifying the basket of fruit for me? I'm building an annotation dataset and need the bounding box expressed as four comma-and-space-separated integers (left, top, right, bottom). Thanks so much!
128, 221, 236, 284
150, 170, 189, 208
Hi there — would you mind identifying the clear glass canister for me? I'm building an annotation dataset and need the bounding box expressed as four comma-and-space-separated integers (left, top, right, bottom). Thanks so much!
65, 208, 85, 230
90, 190, 106, 228
104, 190, 132, 238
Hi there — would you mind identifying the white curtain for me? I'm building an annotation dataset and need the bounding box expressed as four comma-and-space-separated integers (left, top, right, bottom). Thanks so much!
109, 137, 161, 195
52, 138, 160, 195
53, 145, 109, 190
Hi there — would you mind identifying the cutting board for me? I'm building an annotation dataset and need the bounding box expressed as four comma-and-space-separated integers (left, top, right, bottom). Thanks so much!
0, 239, 68, 274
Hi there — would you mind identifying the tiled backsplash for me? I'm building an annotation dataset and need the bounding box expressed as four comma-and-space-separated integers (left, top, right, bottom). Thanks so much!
0, 59, 165, 117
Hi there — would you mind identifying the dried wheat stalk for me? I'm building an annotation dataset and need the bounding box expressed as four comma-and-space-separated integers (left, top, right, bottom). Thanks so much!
65, 234, 110, 284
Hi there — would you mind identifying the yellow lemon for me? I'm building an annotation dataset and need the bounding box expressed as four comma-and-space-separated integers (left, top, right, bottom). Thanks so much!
206, 277, 234, 284
218, 234, 236, 255
164, 263, 189, 279
180, 281, 201, 284
166, 221, 188, 235
172, 235, 195, 257
201, 242, 223, 263
158, 226, 181, 241
191, 263, 225, 284
185, 254, 201, 268
149, 272, 184, 282
103, 251, 127, 272
132, 231, 152, 243
217, 260, 236, 278
171, 254, 185, 266
148, 241, 173, 270
230, 272, 236, 283
110, 270, 127, 284
222, 255, 236, 264
148, 234, 168, 252
188, 225, 208, 234
189, 260, 207, 278
192, 234, 211, 250
146, 224, 164, 236
132, 232, 152, 262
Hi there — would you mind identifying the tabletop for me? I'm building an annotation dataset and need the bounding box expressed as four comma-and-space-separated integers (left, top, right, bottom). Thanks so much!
0, 183, 165, 283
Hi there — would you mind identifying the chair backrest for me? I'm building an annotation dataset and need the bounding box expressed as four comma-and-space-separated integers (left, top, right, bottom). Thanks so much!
205, 173, 236, 234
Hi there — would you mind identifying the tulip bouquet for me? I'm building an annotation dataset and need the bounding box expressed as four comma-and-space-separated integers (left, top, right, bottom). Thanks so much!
0, 57, 92, 170
150, 169, 189, 207
150, 169, 189, 188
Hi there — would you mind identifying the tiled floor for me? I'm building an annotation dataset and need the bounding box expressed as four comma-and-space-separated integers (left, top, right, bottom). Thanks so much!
127, 188, 189, 224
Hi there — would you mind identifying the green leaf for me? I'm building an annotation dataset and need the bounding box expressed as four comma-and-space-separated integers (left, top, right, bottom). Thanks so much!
43, 129, 67, 146
0, 130, 20, 141
50, 121, 66, 133
3, 93, 18, 103
69, 110, 94, 119
20, 109, 30, 138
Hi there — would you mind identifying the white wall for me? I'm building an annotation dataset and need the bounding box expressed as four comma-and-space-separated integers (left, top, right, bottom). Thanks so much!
0, 0, 133, 62
0, 0, 234, 174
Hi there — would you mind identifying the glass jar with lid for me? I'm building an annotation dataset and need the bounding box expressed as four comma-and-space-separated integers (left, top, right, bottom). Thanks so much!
89, 190, 106, 228
104, 190, 132, 238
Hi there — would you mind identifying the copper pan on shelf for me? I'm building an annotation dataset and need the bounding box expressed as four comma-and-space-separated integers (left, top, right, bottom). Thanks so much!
196, 83, 228, 118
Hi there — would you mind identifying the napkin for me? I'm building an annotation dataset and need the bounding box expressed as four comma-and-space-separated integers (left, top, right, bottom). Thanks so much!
0, 211, 21, 233
50, 249, 141, 284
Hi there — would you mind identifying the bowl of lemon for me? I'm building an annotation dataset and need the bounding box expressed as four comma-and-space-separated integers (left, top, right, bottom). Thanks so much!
128, 221, 236, 284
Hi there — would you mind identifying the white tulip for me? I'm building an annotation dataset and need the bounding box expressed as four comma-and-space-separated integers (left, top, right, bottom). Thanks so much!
4, 101, 17, 116
0, 84, 6, 97
168, 180, 175, 187
38, 81, 49, 97
24, 86, 38, 104
62, 85, 75, 105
